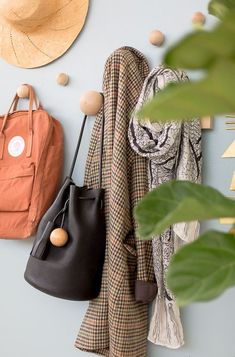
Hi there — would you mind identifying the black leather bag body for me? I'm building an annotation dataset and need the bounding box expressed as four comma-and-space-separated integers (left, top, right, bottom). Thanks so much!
24, 114, 106, 301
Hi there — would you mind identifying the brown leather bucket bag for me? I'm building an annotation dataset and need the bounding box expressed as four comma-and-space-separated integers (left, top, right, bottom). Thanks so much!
0, 84, 63, 239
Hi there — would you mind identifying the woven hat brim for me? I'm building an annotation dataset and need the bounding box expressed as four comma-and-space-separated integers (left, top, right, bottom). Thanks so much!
0, 0, 89, 68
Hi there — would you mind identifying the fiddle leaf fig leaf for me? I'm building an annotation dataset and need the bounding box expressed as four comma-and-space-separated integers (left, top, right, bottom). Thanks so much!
167, 230, 235, 306
164, 11, 235, 69
208, 0, 235, 19
135, 181, 235, 240
138, 60, 235, 121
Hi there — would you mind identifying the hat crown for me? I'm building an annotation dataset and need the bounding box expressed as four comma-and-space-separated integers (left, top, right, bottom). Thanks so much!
0, 0, 57, 32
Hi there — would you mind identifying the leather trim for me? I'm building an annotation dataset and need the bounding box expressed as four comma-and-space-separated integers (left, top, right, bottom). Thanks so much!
135, 280, 158, 303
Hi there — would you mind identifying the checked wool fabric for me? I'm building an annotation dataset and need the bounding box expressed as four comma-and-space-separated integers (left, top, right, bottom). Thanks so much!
75, 47, 156, 356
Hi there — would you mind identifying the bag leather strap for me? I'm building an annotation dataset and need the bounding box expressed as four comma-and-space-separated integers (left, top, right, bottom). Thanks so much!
12, 89, 42, 112
0, 84, 42, 160
68, 97, 104, 188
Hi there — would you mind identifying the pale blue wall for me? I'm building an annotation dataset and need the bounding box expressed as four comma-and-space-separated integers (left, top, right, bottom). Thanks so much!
0, 1, 234, 357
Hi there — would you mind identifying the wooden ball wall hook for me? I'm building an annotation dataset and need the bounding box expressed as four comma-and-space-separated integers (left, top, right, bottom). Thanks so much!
17, 84, 29, 98
80, 90, 103, 116
149, 30, 165, 46
192, 12, 206, 25
57, 73, 69, 86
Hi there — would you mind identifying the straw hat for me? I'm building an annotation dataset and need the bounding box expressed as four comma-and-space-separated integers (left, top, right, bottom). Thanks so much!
0, 0, 89, 68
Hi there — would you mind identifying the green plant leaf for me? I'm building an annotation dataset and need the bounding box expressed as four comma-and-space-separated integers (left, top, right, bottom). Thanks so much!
167, 230, 235, 306
135, 181, 235, 240
209, 0, 235, 19
138, 60, 235, 121
164, 11, 235, 69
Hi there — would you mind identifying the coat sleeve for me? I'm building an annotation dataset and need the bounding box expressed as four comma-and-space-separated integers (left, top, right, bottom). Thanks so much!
127, 68, 185, 303
128, 151, 157, 303
135, 239, 158, 303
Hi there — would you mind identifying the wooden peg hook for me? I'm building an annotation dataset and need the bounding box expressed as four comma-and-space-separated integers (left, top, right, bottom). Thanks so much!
192, 12, 206, 25
80, 91, 103, 116
17, 84, 29, 98
149, 30, 165, 46
57, 73, 69, 86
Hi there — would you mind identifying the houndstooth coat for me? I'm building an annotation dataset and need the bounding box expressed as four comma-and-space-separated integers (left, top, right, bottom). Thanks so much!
75, 47, 156, 357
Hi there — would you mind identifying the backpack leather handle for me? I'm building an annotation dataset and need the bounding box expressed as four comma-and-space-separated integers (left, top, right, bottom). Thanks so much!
0, 84, 42, 160
12, 85, 42, 112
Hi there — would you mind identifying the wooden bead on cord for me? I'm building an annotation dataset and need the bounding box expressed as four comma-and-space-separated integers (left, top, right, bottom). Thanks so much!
17, 84, 29, 98
192, 12, 206, 25
50, 228, 69, 247
57, 73, 69, 86
149, 30, 165, 46
80, 90, 103, 116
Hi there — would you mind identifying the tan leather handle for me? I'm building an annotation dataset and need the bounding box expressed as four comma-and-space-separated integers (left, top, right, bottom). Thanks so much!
0, 94, 18, 134
12, 84, 42, 113
0, 85, 42, 133
0, 84, 42, 159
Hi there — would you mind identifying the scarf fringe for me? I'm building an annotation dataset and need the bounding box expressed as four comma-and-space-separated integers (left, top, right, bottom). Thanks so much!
148, 296, 184, 349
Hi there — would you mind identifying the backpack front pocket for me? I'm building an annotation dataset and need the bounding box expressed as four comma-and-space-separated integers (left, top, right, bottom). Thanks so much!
0, 163, 35, 212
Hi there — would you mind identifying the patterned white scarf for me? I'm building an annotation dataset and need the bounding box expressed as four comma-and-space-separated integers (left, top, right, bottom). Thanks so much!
128, 65, 202, 349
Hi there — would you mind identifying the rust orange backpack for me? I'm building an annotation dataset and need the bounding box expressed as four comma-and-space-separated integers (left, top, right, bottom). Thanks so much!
0, 85, 63, 239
